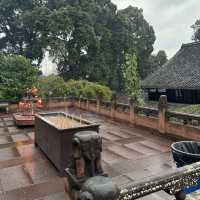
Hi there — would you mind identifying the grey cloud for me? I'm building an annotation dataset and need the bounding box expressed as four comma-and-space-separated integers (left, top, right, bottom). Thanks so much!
155, 0, 191, 9
111, 0, 199, 58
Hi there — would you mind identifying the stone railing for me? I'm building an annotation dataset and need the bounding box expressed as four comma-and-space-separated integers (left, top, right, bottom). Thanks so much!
4, 95, 200, 140
118, 161, 200, 200
72, 95, 200, 140
166, 111, 200, 126
134, 106, 158, 118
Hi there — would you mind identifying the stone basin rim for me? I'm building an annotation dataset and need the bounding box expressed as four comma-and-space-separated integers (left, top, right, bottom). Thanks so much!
35, 112, 100, 131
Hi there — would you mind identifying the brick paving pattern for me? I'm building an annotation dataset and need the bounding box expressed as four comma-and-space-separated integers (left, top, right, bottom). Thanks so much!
0, 109, 197, 199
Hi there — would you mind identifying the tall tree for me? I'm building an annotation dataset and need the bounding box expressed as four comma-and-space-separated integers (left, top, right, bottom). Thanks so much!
0, 0, 156, 91
0, 0, 50, 64
156, 50, 168, 66
0, 54, 38, 99
192, 20, 200, 41
146, 50, 168, 77
116, 6, 156, 79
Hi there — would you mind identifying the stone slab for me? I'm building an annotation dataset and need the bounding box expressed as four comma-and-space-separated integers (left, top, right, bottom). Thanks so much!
107, 144, 144, 160
0, 165, 31, 191
25, 160, 58, 184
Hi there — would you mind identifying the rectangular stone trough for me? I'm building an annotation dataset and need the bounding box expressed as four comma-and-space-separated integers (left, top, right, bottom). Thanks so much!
35, 112, 100, 176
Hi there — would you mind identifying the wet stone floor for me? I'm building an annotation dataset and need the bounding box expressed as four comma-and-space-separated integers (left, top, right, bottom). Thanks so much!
0, 109, 197, 200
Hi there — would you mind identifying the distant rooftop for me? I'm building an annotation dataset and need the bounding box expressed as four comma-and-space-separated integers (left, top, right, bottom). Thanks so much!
142, 41, 200, 90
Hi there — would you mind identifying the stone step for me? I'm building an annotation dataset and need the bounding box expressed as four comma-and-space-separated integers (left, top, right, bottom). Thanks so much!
102, 149, 125, 165
138, 191, 174, 200
101, 132, 122, 141
0, 165, 33, 191
125, 142, 160, 156
139, 140, 169, 152
107, 144, 144, 160
106, 130, 131, 139
35, 192, 68, 200
0, 147, 19, 161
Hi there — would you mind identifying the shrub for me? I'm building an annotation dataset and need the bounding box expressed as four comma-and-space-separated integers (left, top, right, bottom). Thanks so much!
175, 105, 200, 115
65, 80, 112, 101
38, 75, 67, 98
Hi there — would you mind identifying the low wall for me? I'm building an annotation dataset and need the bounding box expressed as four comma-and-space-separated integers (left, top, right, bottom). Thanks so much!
6, 96, 200, 141
73, 96, 200, 141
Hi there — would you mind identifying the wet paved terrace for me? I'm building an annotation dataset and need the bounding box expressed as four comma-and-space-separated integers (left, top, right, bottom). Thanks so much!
0, 108, 178, 200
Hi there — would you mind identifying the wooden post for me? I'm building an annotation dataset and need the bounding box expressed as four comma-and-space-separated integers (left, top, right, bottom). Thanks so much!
158, 95, 168, 133
129, 98, 135, 124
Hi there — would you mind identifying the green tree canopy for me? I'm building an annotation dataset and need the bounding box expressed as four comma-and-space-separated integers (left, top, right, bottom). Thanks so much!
0, 54, 38, 100
147, 50, 168, 76
37, 75, 67, 98
0, 0, 156, 91
116, 6, 156, 79
37, 75, 112, 101
65, 79, 112, 101
192, 20, 200, 41
0, 0, 50, 64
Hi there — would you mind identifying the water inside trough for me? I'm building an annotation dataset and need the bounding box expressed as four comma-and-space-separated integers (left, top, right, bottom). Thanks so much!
46, 115, 85, 129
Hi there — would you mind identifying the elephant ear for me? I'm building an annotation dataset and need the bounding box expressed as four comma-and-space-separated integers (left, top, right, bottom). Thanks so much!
73, 137, 80, 146
79, 191, 93, 200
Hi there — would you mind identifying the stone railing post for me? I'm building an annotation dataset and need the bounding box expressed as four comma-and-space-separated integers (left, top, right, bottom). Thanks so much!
71, 96, 75, 108
129, 98, 135, 124
86, 98, 89, 110
78, 97, 81, 108
158, 95, 168, 133
47, 98, 51, 110
96, 97, 101, 114
111, 92, 117, 119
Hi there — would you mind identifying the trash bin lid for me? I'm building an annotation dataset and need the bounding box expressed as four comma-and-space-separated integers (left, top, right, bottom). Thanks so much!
171, 141, 200, 158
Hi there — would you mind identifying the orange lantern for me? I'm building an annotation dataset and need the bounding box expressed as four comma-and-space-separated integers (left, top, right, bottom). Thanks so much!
36, 99, 43, 108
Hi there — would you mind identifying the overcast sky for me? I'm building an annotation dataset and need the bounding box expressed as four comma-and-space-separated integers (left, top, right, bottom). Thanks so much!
111, 0, 200, 58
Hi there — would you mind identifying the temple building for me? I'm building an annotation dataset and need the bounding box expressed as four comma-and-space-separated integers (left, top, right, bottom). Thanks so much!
142, 41, 200, 104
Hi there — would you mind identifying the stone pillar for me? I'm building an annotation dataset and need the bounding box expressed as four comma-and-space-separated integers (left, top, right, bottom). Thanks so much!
48, 98, 51, 110
129, 97, 135, 124
78, 97, 81, 108
111, 92, 117, 119
71, 96, 75, 108
96, 97, 101, 114
86, 98, 89, 110
158, 95, 168, 133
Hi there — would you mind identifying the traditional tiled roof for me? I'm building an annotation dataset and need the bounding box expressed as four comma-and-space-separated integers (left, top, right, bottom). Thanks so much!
142, 42, 200, 89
